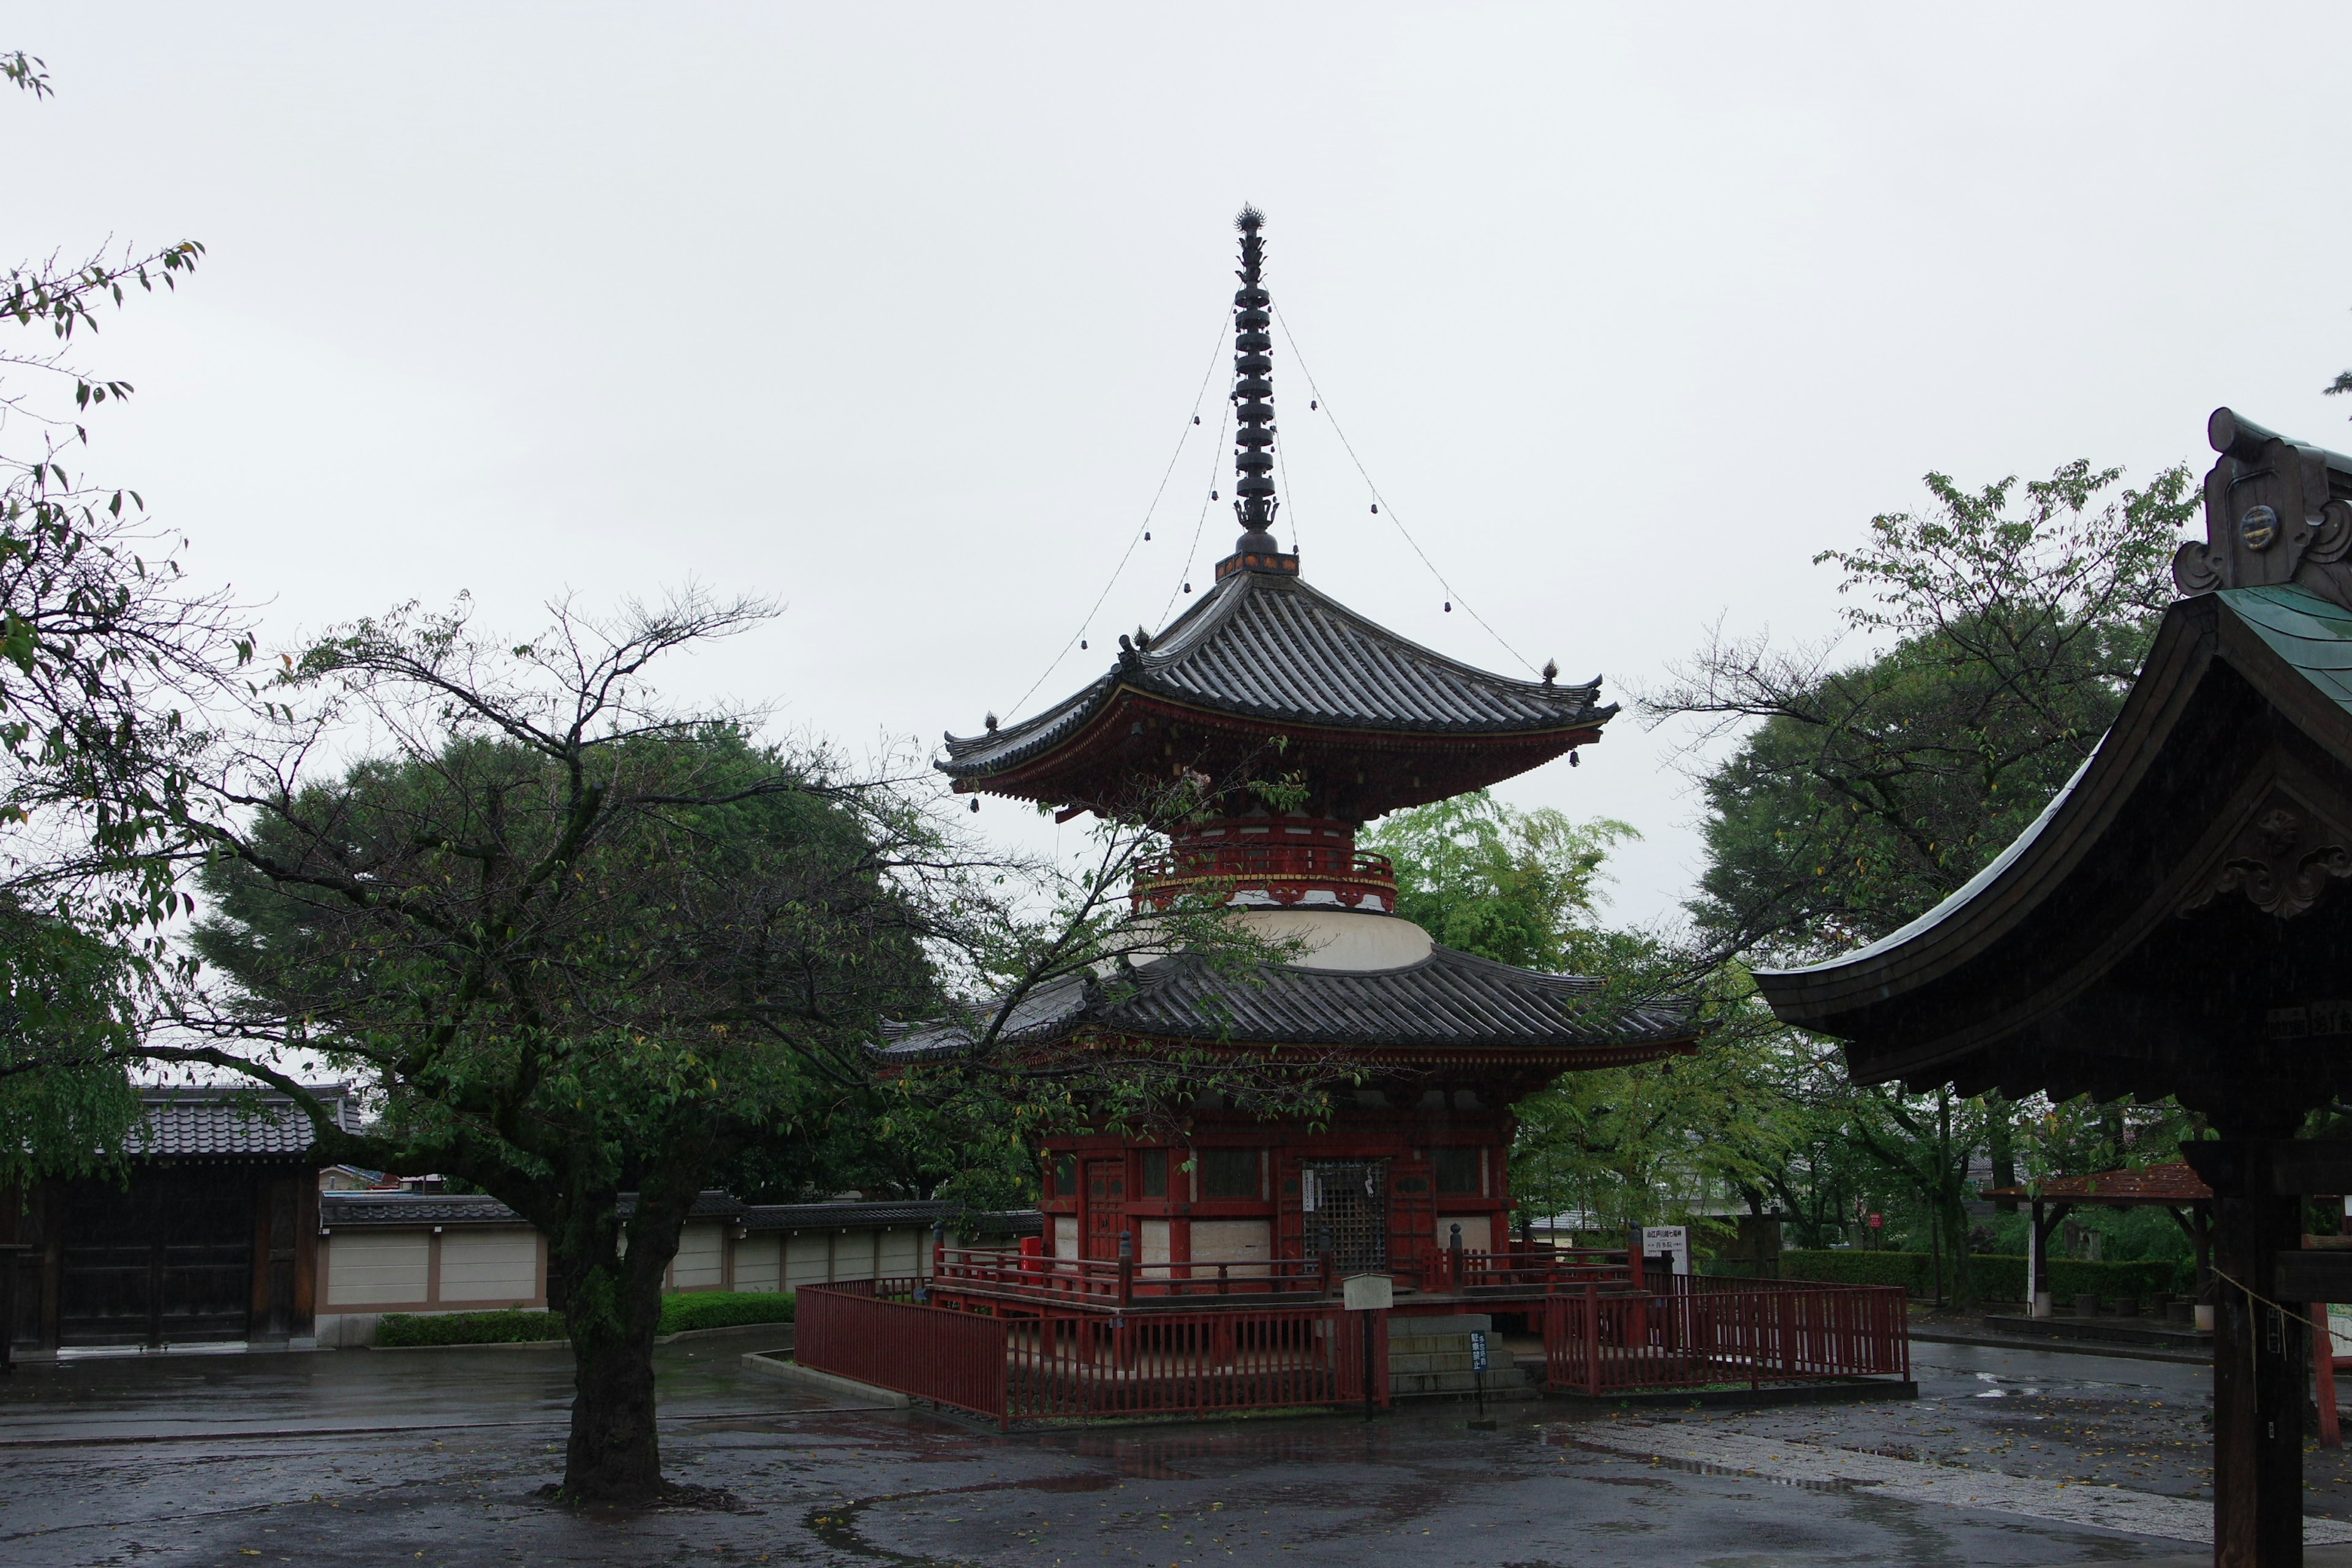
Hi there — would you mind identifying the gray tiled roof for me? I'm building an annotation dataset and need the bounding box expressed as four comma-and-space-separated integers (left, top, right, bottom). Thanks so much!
616, 1190, 744, 1221
941, 570, 1610, 777
130, 1085, 353, 1160
741, 1200, 959, 1231
882, 946, 1694, 1058
320, 1191, 522, 1226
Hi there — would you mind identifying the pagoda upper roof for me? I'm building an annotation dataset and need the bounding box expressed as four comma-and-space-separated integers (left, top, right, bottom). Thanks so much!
878, 941, 1694, 1069
942, 568, 1611, 788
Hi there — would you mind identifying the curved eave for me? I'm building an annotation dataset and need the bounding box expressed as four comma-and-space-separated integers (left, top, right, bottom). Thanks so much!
937, 571, 1612, 783
942, 687, 1610, 805
1753, 587, 2352, 1076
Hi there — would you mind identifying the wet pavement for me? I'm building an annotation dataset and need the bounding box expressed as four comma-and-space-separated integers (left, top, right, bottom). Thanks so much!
7, 1333, 2352, 1566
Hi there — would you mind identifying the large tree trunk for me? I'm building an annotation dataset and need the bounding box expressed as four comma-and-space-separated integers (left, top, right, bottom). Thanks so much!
563, 1283, 668, 1502
550, 1184, 696, 1504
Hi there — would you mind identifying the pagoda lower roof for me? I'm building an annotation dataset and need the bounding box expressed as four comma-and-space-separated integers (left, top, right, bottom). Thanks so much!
879, 944, 1696, 1065
940, 568, 1611, 790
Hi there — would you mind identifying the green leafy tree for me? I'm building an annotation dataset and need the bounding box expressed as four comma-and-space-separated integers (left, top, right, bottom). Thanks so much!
1649, 459, 2200, 1304
0, 48, 231, 1185
1656, 459, 2194, 958
1365, 792, 1791, 1237
157, 593, 1309, 1505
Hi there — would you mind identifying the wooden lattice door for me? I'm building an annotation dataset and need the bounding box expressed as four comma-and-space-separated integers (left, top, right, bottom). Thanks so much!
1082, 1159, 1126, 1261
1303, 1159, 1389, 1274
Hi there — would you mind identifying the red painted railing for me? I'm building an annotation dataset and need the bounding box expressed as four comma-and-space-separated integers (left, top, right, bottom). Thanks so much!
931, 1246, 1340, 1307
794, 1279, 1006, 1420
1542, 1276, 1910, 1395
1430, 1246, 1635, 1294
1131, 842, 1398, 908
794, 1283, 1388, 1427
930, 1245, 1640, 1313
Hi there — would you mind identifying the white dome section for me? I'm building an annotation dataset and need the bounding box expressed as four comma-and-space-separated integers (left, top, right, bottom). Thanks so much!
1231, 907, 1434, 972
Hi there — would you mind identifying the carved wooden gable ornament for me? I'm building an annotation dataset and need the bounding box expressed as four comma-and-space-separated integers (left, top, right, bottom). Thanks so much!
2175, 407, 2352, 604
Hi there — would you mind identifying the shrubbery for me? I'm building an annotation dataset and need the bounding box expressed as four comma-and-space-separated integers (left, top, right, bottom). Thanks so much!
657, 1290, 797, 1334
376, 1307, 561, 1347
1755, 1250, 2188, 1299
374, 1290, 796, 1348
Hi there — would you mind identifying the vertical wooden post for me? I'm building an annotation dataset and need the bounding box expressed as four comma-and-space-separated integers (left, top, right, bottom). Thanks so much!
2315, 1314, 2340, 1450
2029, 1199, 2047, 1317
2190, 1138, 2305, 1568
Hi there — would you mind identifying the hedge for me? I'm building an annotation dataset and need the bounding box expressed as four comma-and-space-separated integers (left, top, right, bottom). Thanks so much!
376, 1307, 561, 1347
1763, 1250, 2187, 1299
374, 1289, 796, 1348
657, 1289, 797, 1335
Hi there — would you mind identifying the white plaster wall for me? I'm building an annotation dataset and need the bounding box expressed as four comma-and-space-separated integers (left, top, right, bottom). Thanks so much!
1140, 1218, 1170, 1267
1189, 1219, 1270, 1266
1053, 1215, 1079, 1260
325, 1231, 429, 1306
672, 1223, 725, 1290
733, 1234, 782, 1292
439, 1229, 538, 1302
784, 1234, 834, 1287
879, 1229, 921, 1277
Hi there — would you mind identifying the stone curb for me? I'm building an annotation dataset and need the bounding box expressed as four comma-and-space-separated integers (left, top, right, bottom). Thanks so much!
739, 1351, 910, 1407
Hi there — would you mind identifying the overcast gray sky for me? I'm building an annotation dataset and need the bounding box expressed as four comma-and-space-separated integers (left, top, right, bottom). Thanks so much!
18, 4, 2352, 926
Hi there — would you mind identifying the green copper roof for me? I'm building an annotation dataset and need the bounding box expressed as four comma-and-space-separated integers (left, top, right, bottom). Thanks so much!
2217, 584, 2352, 713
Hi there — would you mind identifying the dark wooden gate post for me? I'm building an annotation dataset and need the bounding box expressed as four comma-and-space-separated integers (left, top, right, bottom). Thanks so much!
2189, 1139, 2305, 1567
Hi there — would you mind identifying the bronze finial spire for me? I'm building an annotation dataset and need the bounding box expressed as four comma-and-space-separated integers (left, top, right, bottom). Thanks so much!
1218, 205, 1299, 581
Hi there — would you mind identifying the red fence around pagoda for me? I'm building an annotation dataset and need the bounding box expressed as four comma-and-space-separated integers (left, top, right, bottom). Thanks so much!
1542, 1276, 1909, 1396
927, 1245, 1635, 1311
793, 1280, 1387, 1428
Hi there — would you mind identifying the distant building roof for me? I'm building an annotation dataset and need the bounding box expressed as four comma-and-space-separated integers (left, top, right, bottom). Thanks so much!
1981, 1162, 2212, 1207
130, 1084, 354, 1162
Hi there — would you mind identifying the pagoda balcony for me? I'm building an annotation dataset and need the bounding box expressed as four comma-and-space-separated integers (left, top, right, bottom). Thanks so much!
1130, 842, 1398, 911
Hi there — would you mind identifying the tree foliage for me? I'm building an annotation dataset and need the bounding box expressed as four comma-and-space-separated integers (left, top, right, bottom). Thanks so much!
1654, 460, 2195, 959
1649, 459, 2202, 1303
0, 47, 234, 1184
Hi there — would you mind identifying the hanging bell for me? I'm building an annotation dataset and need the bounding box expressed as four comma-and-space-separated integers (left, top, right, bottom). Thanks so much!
1211, 491, 1219, 500
1144, 531, 1152, 540
1370, 503, 1379, 514
1570, 752, 1580, 768
1443, 601, 1452, 613
1310, 400, 1317, 410
968, 797, 980, 812
1080, 639, 1088, 650
1193, 415, 1201, 425
1183, 582, 1192, 594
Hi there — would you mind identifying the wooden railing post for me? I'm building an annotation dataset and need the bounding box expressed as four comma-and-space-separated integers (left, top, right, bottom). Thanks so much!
1118, 1230, 1134, 1308
1584, 1282, 1600, 1394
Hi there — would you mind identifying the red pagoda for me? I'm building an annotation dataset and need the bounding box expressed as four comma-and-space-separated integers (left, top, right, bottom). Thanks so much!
794, 212, 1910, 1423
911, 207, 1692, 1292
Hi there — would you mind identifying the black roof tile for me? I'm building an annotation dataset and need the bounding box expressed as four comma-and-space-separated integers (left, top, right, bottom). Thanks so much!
881, 944, 1693, 1059
320, 1191, 522, 1226
130, 1085, 354, 1160
941, 571, 1609, 778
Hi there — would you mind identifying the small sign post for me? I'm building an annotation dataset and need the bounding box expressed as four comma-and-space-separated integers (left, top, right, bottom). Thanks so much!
1467, 1327, 1493, 1430
1343, 1273, 1392, 1421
